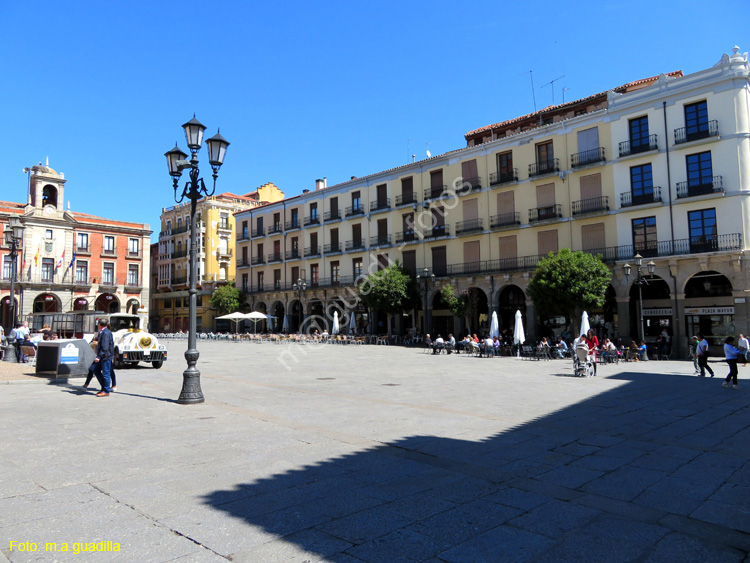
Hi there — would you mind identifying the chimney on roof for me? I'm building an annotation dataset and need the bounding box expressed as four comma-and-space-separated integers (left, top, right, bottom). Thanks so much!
302, 189, 310, 194
350, 176, 356, 180
315, 179, 325, 191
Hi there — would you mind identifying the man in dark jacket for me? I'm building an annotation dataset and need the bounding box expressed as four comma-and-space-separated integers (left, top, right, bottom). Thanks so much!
93, 318, 114, 397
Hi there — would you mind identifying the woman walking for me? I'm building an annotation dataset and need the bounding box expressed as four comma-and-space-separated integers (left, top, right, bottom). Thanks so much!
723, 336, 741, 389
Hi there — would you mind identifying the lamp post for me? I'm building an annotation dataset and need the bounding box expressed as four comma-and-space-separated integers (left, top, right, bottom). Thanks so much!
623, 253, 656, 345
164, 115, 229, 404
416, 267, 435, 335
292, 277, 306, 333
3, 217, 25, 363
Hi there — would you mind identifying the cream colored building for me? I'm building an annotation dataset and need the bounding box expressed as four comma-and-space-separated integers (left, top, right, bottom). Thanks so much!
152, 183, 283, 332
235, 47, 750, 356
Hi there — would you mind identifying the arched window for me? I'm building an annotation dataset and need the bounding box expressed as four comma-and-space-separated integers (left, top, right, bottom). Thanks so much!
42, 185, 58, 208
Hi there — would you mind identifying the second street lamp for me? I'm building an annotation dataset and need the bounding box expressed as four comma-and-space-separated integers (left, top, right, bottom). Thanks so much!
3, 217, 25, 363
164, 115, 229, 404
292, 278, 307, 332
623, 253, 656, 349
416, 268, 435, 335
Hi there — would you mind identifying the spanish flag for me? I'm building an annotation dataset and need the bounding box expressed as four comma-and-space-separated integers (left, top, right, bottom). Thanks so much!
34, 246, 39, 266
56, 250, 65, 269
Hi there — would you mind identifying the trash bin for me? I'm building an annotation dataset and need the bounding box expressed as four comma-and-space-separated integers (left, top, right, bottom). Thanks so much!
36, 340, 96, 376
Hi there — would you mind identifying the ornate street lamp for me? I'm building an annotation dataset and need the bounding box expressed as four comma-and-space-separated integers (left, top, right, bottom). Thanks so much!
292, 277, 307, 332
416, 267, 435, 334
164, 115, 229, 404
623, 253, 656, 346
3, 217, 25, 363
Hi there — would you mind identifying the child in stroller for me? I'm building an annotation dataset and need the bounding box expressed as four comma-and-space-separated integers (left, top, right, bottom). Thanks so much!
574, 335, 596, 377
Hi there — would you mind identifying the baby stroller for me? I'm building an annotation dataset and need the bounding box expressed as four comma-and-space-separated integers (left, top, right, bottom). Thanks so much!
574, 340, 596, 378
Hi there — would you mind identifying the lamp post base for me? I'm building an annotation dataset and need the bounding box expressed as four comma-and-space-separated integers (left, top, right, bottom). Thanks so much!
177, 348, 204, 404
3, 345, 17, 363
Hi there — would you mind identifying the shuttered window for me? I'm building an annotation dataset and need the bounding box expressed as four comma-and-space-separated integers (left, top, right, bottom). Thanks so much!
463, 241, 480, 265
430, 170, 443, 189
581, 223, 606, 252
497, 191, 515, 213
461, 159, 479, 181
538, 230, 559, 255
432, 246, 447, 276
402, 250, 416, 274
536, 183, 556, 207
498, 235, 517, 259
463, 199, 478, 221
580, 173, 602, 201
577, 127, 599, 153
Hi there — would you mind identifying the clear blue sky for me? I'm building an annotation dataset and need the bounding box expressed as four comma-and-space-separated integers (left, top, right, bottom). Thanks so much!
2, 1, 746, 241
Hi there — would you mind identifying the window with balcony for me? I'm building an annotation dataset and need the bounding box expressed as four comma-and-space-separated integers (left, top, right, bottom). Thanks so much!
492, 151, 515, 185
531, 141, 557, 176
41, 258, 54, 282
310, 203, 318, 221
75, 261, 88, 283
632, 217, 657, 257
353, 257, 363, 278
398, 177, 415, 206
630, 164, 654, 205
273, 269, 281, 289
102, 262, 115, 285
629, 116, 651, 153
241, 273, 248, 292
311, 264, 319, 285
688, 208, 717, 253
242, 221, 248, 238
103, 236, 115, 255
256, 216, 264, 233
331, 261, 340, 284
377, 254, 389, 271
401, 212, 415, 242
128, 238, 140, 257
352, 192, 361, 212
290, 208, 299, 228
683, 151, 715, 197
127, 264, 139, 286
537, 230, 558, 256
257, 271, 264, 289
685, 101, 708, 140
76, 232, 89, 252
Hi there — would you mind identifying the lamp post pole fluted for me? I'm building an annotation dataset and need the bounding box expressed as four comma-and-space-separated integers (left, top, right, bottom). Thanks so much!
164, 116, 230, 404
3, 217, 25, 363
292, 278, 306, 333
416, 268, 435, 335
624, 253, 656, 345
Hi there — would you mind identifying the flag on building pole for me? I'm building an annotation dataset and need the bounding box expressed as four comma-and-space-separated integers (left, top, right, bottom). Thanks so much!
21, 248, 26, 270
34, 246, 39, 266
68, 251, 76, 269
56, 249, 65, 269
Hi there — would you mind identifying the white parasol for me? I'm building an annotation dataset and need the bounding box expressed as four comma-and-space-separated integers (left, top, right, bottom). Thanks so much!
332, 311, 340, 335
489, 311, 500, 338
513, 309, 525, 357
580, 311, 591, 338
216, 311, 247, 333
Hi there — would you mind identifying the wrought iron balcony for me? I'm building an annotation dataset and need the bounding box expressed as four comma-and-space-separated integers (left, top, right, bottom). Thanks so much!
528, 158, 559, 177
304, 246, 321, 257
529, 204, 562, 222
172, 224, 189, 235
454, 218, 483, 235
369, 234, 392, 247
395, 192, 417, 206
571, 147, 605, 168
423, 186, 447, 200
345, 240, 365, 251
125, 279, 143, 291
489, 212, 521, 229
674, 120, 719, 144
461, 177, 482, 191
571, 196, 609, 216
304, 215, 320, 226
101, 247, 117, 257
619, 135, 658, 157
285, 249, 301, 260
285, 219, 301, 231
236, 259, 250, 268
620, 187, 663, 208
217, 222, 232, 232
75, 244, 90, 255
126, 248, 142, 259
324, 243, 342, 254
171, 249, 188, 259
237, 230, 250, 242
370, 198, 391, 212
266, 223, 283, 235
267, 253, 283, 263
345, 205, 365, 217
489, 169, 518, 186
324, 210, 341, 222
251, 227, 264, 238
251, 255, 265, 265
172, 276, 188, 285
423, 224, 450, 239
676, 176, 724, 198
395, 230, 417, 244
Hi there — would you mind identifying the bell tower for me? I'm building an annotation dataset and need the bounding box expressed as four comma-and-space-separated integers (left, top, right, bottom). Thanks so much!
26, 160, 66, 218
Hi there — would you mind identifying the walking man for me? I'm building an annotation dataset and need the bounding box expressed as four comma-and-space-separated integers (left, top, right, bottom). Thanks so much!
738, 333, 749, 367
696, 332, 714, 377
93, 318, 114, 397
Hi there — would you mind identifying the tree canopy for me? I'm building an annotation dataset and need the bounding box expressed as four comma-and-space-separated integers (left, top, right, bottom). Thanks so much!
526, 248, 611, 333
358, 264, 420, 334
209, 284, 242, 316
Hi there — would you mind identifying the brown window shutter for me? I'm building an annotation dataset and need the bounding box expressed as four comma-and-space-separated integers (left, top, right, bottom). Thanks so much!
538, 230, 559, 255
462, 199, 478, 222
461, 159, 479, 180
536, 183, 556, 207
581, 223, 606, 252
497, 191, 515, 213
463, 241, 480, 265
580, 173, 602, 201
498, 235, 517, 259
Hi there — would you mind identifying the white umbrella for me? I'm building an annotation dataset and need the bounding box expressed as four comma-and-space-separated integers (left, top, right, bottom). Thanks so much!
281, 314, 289, 332
580, 311, 591, 338
513, 309, 525, 357
332, 311, 340, 335
216, 311, 247, 333
348, 310, 357, 334
245, 311, 269, 334
489, 311, 500, 338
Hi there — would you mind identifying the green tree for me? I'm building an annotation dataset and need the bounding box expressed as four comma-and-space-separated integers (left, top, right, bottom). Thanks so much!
359, 264, 419, 336
526, 248, 611, 337
210, 283, 242, 316
440, 285, 479, 335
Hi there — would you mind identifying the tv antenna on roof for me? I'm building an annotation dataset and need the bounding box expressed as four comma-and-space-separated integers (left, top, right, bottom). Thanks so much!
520, 70, 537, 112
541, 75, 566, 105
562, 87, 570, 104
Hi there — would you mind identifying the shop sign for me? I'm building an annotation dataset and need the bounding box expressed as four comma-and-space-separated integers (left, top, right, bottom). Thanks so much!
60, 344, 80, 365
643, 308, 672, 316
684, 307, 735, 315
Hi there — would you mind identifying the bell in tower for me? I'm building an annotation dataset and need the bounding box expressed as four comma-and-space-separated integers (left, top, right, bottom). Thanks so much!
26, 160, 66, 217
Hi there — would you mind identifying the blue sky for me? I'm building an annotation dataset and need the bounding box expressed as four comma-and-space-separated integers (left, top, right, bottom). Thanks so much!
1, 1, 746, 241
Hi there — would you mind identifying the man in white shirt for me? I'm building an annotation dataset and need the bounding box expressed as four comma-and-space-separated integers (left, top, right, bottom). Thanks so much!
432, 334, 445, 354
738, 333, 749, 366
696, 333, 714, 377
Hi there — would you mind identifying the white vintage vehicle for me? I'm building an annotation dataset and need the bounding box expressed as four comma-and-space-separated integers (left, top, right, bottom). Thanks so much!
105, 310, 167, 369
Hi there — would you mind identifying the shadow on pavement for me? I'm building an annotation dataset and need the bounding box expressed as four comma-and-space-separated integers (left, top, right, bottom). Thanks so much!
201, 371, 750, 561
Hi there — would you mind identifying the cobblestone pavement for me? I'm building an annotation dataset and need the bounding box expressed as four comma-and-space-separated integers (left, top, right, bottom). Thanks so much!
0, 341, 748, 562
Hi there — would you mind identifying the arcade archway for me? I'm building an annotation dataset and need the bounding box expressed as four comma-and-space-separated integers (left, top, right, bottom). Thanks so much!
33, 293, 61, 314
95, 293, 120, 314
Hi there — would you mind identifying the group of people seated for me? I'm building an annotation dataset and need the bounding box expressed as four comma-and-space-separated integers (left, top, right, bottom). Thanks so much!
426, 333, 510, 356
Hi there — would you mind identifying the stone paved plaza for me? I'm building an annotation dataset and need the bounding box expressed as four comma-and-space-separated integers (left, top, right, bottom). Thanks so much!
1, 341, 749, 562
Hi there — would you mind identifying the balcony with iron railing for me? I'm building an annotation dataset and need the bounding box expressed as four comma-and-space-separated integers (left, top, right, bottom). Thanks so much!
571, 147, 605, 168
395, 192, 417, 206
529, 204, 562, 223
250, 227, 263, 238
98, 278, 120, 291
324, 243, 342, 254
217, 222, 232, 232
571, 196, 609, 216
284, 249, 300, 261
251, 255, 265, 265
674, 120, 719, 145
75, 244, 91, 255
676, 176, 724, 199
324, 210, 341, 222
489, 212, 520, 229
345, 239, 365, 251
621, 187, 663, 208
236, 258, 250, 268
217, 248, 233, 260
345, 204, 365, 218
267, 252, 283, 263
370, 198, 391, 213
266, 223, 283, 235
395, 230, 417, 244
529, 158, 559, 177
462, 177, 482, 192
285, 219, 301, 231
454, 218, 484, 235
423, 186, 447, 201
172, 224, 189, 235
489, 169, 518, 186
304, 214, 320, 226
171, 249, 188, 259
237, 229, 250, 242
126, 248, 142, 259
304, 246, 321, 257
422, 224, 450, 240
619, 135, 658, 157
125, 279, 143, 292
101, 247, 117, 258
369, 234, 392, 247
